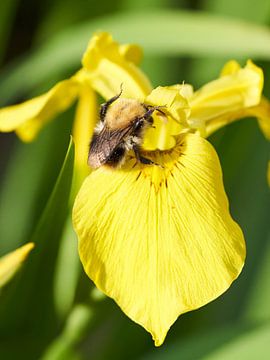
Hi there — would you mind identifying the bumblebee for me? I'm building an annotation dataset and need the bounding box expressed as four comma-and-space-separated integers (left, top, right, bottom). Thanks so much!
88, 88, 164, 169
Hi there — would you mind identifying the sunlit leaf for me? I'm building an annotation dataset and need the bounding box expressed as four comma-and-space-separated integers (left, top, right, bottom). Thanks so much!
53, 214, 80, 319
41, 305, 92, 360
205, 322, 270, 360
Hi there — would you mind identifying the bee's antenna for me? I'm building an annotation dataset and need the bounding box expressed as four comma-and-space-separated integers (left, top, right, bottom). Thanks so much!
100, 84, 124, 121
119, 82, 124, 93
155, 106, 167, 117
143, 105, 167, 119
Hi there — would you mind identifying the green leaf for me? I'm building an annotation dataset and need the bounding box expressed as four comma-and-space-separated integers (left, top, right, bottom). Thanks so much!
2, 10, 270, 102
0, 0, 19, 63
53, 214, 81, 319
41, 304, 93, 360
142, 322, 270, 360
203, 0, 270, 23
204, 322, 270, 360
243, 233, 270, 323
0, 138, 74, 359
0, 108, 73, 255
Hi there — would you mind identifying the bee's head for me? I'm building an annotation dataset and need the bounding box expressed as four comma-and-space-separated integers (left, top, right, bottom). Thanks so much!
101, 85, 166, 130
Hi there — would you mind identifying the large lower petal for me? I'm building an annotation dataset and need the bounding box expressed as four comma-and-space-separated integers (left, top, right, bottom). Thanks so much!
0, 79, 79, 141
73, 134, 245, 346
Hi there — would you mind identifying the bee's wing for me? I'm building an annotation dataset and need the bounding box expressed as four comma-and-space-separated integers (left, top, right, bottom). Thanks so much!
88, 126, 132, 168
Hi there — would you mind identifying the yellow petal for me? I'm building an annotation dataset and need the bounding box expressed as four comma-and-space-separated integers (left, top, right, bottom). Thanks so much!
73, 133, 245, 346
190, 60, 263, 137
0, 243, 34, 288
249, 97, 270, 140
0, 79, 79, 142
220, 60, 241, 76
205, 97, 270, 139
143, 85, 190, 151
220, 60, 269, 137
119, 44, 143, 65
178, 83, 194, 99
72, 81, 97, 190
82, 32, 152, 100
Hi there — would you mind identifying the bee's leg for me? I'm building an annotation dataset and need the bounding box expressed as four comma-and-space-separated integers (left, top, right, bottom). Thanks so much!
100, 84, 123, 121
147, 116, 155, 129
143, 106, 167, 120
133, 145, 157, 166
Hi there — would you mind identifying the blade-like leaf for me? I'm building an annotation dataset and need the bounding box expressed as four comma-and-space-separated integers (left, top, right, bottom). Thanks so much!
0, 0, 19, 63
53, 214, 80, 319
205, 322, 270, 360
0, 138, 74, 359
243, 233, 270, 323
0, 109, 73, 254
142, 322, 270, 360
41, 304, 93, 360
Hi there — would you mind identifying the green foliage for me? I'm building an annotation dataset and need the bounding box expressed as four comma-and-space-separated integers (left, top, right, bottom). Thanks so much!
0, 0, 269, 359
3, 10, 270, 103
142, 322, 270, 360
0, 138, 74, 359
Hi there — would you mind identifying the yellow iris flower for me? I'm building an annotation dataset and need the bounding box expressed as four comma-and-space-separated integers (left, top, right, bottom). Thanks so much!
0, 32, 269, 346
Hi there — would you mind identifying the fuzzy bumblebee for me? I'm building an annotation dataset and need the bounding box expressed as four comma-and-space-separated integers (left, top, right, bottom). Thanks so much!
88, 89, 164, 168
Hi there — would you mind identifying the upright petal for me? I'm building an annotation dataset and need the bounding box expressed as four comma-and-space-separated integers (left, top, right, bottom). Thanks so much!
73, 134, 245, 346
189, 60, 263, 136
220, 60, 241, 76
143, 85, 190, 151
205, 96, 270, 138
0, 243, 34, 288
72, 81, 97, 189
0, 79, 79, 141
82, 32, 153, 100
249, 97, 270, 140
119, 43, 143, 65
215, 60, 270, 139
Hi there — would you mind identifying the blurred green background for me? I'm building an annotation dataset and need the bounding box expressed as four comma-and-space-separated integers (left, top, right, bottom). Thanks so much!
0, 0, 269, 359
